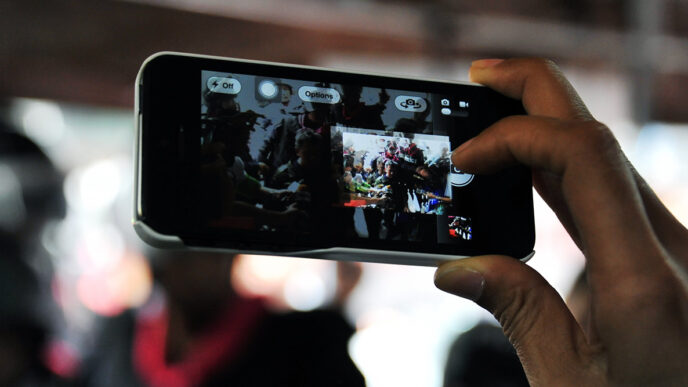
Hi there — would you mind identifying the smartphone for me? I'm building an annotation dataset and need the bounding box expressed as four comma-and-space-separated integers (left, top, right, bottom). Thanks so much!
134, 52, 535, 266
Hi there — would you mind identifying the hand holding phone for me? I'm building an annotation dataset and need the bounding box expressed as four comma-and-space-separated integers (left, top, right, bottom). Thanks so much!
436, 58, 688, 385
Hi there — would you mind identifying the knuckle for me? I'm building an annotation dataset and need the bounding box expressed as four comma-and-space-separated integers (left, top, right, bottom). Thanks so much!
491, 281, 548, 347
565, 121, 619, 160
581, 121, 615, 146
601, 269, 682, 313
516, 57, 560, 75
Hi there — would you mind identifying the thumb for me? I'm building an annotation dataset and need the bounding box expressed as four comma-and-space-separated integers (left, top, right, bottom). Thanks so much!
435, 256, 591, 385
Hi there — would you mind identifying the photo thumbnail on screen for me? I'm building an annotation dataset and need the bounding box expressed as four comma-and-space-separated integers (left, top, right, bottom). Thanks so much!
448, 215, 472, 240
335, 126, 452, 215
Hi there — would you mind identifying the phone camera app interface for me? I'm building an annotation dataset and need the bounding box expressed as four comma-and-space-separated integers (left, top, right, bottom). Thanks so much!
199, 70, 474, 246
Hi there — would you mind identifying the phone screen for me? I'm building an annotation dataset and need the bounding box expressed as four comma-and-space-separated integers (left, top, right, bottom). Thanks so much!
139, 54, 534, 258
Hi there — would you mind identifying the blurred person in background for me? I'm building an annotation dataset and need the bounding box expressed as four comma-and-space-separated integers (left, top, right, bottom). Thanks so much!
79, 249, 364, 387
0, 114, 66, 268
435, 58, 688, 385
442, 268, 591, 387
0, 114, 71, 386
442, 322, 528, 387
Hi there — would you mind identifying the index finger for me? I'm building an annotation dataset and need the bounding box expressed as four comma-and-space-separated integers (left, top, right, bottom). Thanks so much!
470, 58, 592, 121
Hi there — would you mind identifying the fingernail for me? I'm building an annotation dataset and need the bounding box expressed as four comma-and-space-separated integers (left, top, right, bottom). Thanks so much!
471, 59, 504, 68
434, 266, 485, 301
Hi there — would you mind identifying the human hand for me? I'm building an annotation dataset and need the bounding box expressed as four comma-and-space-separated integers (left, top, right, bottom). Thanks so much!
280, 202, 307, 228
257, 161, 270, 178
279, 191, 296, 204
435, 58, 688, 386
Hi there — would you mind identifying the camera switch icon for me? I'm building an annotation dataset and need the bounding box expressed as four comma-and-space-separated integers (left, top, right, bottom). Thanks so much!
394, 95, 427, 112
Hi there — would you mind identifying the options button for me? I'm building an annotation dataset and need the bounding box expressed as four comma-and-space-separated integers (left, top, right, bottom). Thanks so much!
298, 86, 341, 104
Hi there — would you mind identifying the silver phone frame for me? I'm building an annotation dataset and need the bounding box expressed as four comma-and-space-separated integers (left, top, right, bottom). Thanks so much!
133, 51, 535, 266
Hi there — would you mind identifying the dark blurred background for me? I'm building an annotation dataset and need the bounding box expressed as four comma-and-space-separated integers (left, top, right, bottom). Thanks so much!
5, 0, 688, 122
1, 1, 687, 386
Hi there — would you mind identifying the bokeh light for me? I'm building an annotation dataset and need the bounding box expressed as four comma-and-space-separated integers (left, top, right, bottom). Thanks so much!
76, 251, 152, 316
19, 99, 66, 148
64, 158, 123, 214
232, 254, 334, 310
